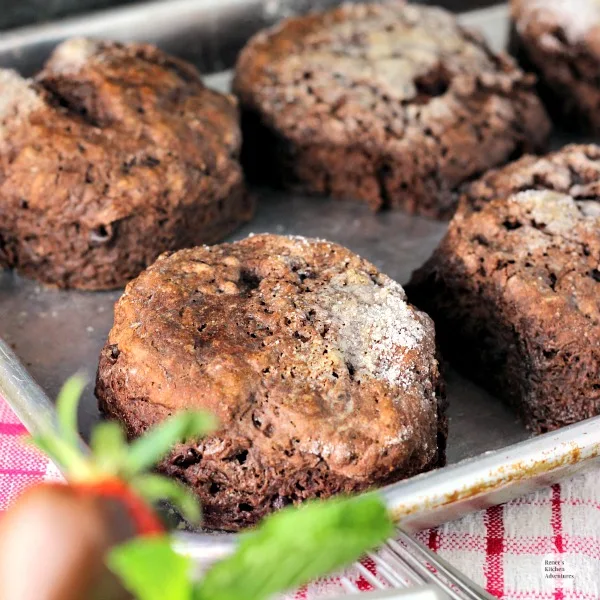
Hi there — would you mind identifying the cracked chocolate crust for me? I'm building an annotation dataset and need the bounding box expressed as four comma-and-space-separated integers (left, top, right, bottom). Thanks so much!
0, 39, 251, 290
233, 0, 551, 220
510, 0, 600, 132
407, 144, 600, 433
96, 234, 446, 531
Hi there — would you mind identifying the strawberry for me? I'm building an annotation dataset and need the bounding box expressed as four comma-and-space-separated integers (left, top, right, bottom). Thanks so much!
0, 375, 215, 600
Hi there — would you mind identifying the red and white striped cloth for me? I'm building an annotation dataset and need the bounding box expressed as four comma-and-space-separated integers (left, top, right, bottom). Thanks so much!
0, 394, 598, 599
414, 481, 600, 600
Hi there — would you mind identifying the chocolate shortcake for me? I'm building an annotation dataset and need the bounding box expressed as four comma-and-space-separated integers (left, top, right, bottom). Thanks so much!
0, 38, 251, 290
96, 234, 446, 530
408, 145, 600, 433
511, 0, 600, 132
234, 0, 550, 219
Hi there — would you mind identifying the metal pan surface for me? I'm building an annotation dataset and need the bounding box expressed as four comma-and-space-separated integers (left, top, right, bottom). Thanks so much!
0, 1, 599, 546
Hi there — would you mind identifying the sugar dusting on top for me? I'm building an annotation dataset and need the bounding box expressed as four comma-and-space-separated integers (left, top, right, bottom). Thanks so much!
512, 189, 600, 236
313, 270, 429, 390
46, 38, 100, 74
520, 0, 600, 42
511, 190, 587, 234
271, 1, 496, 104
0, 70, 43, 140
577, 200, 600, 218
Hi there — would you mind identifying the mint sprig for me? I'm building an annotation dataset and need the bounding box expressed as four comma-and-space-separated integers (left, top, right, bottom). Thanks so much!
108, 537, 192, 600
31, 373, 94, 479
56, 373, 87, 448
132, 474, 201, 525
196, 495, 393, 600
108, 494, 394, 600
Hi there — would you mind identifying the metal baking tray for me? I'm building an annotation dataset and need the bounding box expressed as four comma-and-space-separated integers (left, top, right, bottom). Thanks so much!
1, 0, 599, 548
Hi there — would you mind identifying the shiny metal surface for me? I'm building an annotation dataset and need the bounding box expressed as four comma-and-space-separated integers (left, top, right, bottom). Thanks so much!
322, 530, 496, 599
0, 0, 598, 580
172, 522, 498, 597
0, 0, 371, 76
382, 418, 600, 531
0, 338, 61, 438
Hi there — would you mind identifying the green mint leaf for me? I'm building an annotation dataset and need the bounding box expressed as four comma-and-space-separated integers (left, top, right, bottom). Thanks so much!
124, 411, 217, 476
29, 434, 92, 479
28, 374, 93, 480
195, 494, 393, 600
29, 435, 70, 468
90, 421, 128, 474
107, 536, 193, 600
55, 373, 87, 448
132, 473, 201, 524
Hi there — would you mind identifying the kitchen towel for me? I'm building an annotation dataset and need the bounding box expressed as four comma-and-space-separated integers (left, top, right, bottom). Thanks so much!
298, 477, 600, 599
0, 393, 598, 599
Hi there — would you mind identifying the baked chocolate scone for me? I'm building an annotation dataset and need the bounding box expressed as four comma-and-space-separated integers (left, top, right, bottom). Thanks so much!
407, 144, 600, 433
233, 0, 551, 219
96, 234, 446, 531
510, 0, 600, 132
0, 38, 251, 290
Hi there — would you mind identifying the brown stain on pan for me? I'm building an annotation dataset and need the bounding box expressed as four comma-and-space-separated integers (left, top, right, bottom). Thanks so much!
389, 440, 600, 523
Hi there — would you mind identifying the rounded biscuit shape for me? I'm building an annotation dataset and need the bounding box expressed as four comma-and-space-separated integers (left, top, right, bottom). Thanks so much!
0, 39, 251, 289
96, 234, 446, 530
